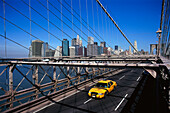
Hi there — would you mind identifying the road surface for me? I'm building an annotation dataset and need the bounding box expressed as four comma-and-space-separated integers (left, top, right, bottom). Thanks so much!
35, 68, 143, 113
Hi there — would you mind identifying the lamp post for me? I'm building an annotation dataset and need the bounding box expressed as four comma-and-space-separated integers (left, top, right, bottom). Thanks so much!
156, 29, 162, 56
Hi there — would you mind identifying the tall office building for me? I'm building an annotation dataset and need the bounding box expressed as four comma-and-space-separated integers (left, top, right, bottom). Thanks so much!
71, 38, 76, 46
100, 42, 106, 48
76, 35, 80, 45
78, 46, 87, 56
98, 46, 103, 55
115, 45, 118, 51
108, 47, 113, 55
31, 40, 44, 57
87, 44, 94, 56
94, 42, 98, 56
129, 46, 132, 55
79, 38, 82, 47
42, 43, 48, 57
69, 46, 75, 56
62, 39, 69, 56
29, 46, 32, 57
75, 45, 79, 56
88, 37, 94, 44
103, 47, 108, 55
46, 49, 55, 57
87, 42, 98, 56
54, 46, 62, 57
133, 40, 138, 54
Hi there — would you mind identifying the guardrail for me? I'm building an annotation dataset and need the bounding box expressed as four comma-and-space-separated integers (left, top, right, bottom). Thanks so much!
0, 62, 117, 112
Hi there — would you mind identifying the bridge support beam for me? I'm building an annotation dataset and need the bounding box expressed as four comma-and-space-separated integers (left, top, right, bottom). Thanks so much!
33, 65, 39, 99
9, 65, 15, 108
53, 66, 57, 92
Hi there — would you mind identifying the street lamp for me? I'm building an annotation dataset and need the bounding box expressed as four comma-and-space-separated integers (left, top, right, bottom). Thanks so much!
156, 29, 162, 56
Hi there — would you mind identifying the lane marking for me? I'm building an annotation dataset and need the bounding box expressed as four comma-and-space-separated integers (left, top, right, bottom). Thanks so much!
137, 77, 140, 81
119, 75, 125, 80
84, 98, 92, 104
115, 94, 128, 111
33, 88, 84, 113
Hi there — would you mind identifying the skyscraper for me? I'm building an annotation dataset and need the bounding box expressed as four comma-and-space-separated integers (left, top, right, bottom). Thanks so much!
129, 46, 132, 55
76, 35, 80, 45
79, 38, 82, 47
87, 44, 94, 56
74, 45, 79, 56
94, 42, 98, 56
62, 39, 69, 56
41, 42, 48, 57
98, 46, 103, 55
29, 46, 32, 57
69, 46, 75, 56
54, 46, 62, 57
133, 40, 138, 54
46, 49, 55, 57
100, 42, 106, 48
107, 47, 113, 55
115, 45, 118, 51
88, 37, 94, 44
79, 46, 87, 57
103, 47, 108, 55
71, 38, 76, 46
31, 40, 44, 57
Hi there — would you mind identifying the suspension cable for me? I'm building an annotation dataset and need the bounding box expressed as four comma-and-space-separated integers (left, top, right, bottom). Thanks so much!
47, 0, 50, 45
96, 0, 138, 52
62, 0, 112, 48
86, 0, 89, 36
3, 0, 7, 58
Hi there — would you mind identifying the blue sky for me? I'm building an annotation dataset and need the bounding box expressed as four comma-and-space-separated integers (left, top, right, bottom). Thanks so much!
0, 0, 162, 57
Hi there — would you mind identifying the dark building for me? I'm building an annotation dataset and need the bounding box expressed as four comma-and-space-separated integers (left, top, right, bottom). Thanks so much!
46, 49, 55, 57
103, 47, 108, 54
78, 46, 87, 57
31, 40, 44, 57
71, 38, 77, 46
62, 39, 69, 56
75, 45, 79, 56
115, 45, 118, 50
98, 46, 103, 55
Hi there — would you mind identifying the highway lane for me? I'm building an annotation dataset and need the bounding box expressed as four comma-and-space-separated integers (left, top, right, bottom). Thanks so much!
35, 68, 144, 113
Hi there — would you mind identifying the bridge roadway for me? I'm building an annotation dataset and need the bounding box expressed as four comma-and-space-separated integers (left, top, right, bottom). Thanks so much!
33, 68, 143, 113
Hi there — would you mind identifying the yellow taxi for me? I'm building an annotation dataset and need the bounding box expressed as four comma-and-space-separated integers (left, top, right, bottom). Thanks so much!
88, 80, 117, 98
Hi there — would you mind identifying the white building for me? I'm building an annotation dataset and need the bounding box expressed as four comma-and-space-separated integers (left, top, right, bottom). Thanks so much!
54, 46, 62, 57
129, 46, 132, 55
133, 40, 138, 54
88, 37, 94, 44
76, 35, 80, 45
69, 46, 75, 57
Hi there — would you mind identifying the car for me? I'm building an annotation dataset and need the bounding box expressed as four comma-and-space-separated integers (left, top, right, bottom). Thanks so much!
88, 80, 117, 98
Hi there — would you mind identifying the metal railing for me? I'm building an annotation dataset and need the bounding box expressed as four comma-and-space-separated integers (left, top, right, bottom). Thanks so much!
0, 61, 119, 112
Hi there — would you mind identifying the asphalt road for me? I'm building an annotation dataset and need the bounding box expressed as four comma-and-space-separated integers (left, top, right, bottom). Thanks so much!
35, 68, 144, 113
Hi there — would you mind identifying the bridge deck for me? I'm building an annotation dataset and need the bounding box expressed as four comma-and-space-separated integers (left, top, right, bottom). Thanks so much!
30, 69, 143, 113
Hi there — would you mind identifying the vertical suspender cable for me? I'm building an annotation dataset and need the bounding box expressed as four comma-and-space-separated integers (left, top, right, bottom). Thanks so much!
105, 6, 107, 43
92, 0, 95, 30
3, 0, 7, 58
3, 0, 8, 91
100, 3, 104, 39
86, 0, 89, 36
29, 0, 32, 57
79, 0, 82, 39
60, 0, 63, 40
96, 0, 138, 53
71, 0, 74, 37
96, 1, 100, 36
47, 0, 50, 45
